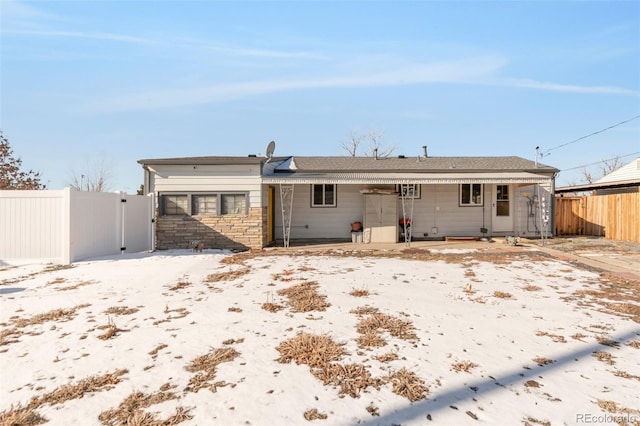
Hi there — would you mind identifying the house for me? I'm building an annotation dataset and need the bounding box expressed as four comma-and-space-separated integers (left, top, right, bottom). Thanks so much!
138, 152, 558, 250
556, 157, 640, 196
554, 157, 639, 241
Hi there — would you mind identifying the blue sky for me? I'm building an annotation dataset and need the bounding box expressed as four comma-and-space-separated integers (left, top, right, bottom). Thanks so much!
1, 0, 639, 192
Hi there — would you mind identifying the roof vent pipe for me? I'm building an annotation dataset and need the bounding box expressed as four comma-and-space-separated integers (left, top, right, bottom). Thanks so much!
373, 148, 378, 160
422, 146, 428, 157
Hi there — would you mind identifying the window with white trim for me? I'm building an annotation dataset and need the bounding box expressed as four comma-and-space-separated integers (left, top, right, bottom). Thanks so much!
460, 184, 483, 206
311, 184, 336, 207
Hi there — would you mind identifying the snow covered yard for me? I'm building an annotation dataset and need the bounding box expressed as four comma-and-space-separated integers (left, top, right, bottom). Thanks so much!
1, 246, 639, 426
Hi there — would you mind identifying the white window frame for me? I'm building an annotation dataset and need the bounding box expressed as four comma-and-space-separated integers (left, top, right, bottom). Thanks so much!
311, 184, 337, 208
459, 184, 483, 206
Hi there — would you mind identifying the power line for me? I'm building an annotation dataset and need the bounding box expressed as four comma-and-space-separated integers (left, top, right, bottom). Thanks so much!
543, 114, 640, 156
561, 151, 640, 172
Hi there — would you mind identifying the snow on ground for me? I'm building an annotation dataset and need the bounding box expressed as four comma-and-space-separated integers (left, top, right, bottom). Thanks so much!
1, 247, 639, 426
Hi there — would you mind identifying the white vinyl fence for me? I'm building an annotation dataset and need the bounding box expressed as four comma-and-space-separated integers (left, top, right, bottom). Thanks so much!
0, 188, 155, 264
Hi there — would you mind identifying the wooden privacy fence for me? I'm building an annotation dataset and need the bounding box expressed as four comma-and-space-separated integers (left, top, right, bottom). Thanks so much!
555, 191, 639, 242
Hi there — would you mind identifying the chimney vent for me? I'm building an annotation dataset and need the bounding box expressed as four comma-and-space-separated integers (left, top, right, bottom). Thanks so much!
422, 146, 428, 157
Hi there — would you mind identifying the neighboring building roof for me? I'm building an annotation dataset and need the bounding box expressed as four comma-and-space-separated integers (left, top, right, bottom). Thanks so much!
556, 157, 640, 194
595, 157, 640, 184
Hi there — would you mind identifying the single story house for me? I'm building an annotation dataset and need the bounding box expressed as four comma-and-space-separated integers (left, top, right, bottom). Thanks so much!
138, 152, 558, 250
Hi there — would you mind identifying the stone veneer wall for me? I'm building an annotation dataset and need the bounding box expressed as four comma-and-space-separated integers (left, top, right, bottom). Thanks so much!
156, 207, 266, 251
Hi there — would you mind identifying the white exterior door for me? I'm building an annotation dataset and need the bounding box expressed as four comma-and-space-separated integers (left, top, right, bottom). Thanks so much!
493, 184, 513, 232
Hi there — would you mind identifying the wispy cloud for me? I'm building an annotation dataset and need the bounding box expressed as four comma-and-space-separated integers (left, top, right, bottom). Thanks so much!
497, 78, 640, 95
3, 28, 326, 60
83, 56, 506, 113
83, 55, 638, 114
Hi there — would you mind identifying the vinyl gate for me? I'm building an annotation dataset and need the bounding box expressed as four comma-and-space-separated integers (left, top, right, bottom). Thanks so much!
0, 188, 155, 264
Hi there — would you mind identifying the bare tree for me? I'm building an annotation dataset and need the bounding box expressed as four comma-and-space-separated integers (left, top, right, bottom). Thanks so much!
578, 167, 595, 184
340, 128, 397, 157
69, 156, 113, 192
340, 129, 365, 157
0, 130, 46, 190
599, 156, 624, 177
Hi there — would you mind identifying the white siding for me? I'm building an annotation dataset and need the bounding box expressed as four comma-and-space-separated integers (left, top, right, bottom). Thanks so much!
149, 164, 263, 207
274, 184, 365, 239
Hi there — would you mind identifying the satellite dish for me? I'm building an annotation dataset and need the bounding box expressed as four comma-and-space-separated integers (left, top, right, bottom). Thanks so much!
265, 140, 276, 159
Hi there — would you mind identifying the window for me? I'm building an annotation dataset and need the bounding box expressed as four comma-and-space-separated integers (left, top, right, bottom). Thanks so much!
161, 193, 247, 216
312, 184, 336, 207
460, 184, 483, 206
496, 185, 510, 216
192, 195, 217, 215
221, 194, 247, 215
163, 195, 188, 215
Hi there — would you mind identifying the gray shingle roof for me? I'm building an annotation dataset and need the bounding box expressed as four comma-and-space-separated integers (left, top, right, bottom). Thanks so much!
276, 156, 558, 173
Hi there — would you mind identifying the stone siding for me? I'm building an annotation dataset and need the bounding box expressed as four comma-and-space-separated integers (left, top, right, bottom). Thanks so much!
156, 207, 266, 250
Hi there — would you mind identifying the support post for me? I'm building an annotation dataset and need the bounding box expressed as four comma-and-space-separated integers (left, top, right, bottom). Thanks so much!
279, 184, 294, 248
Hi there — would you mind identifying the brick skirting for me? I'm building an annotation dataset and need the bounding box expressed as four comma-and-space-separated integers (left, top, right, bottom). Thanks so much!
156, 207, 266, 250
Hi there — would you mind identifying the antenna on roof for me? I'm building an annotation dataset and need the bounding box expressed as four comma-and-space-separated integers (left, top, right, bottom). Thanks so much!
265, 140, 276, 162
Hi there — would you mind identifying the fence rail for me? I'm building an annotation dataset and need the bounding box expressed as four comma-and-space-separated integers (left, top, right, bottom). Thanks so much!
555, 191, 639, 242
1, 188, 155, 264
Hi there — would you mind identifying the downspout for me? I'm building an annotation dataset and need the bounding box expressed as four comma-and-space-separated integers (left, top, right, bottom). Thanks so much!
550, 173, 557, 237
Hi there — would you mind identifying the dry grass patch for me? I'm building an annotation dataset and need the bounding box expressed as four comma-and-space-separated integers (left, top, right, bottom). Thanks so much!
149, 344, 168, 359
349, 287, 370, 297
56, 280, 94, 291
614, 370, 640, 381
312, 363, 382, 398
592, 350, 615, 365
350, 306, 380, 316
0, 328, 22, 346
355, 312, 417, 341
97, 319, 126, 340
205, 268, 250, 283
628, 340, 640, 349
356, 331, 387, 347
104, 306, 139, 316
1, 368, 131, 423
596, 335, 620, 347
227, 307, 243, 313
98, 389, 193, 426
532, 357, 555, 366
523, 417, 551, 426
304, 409, 327, 421
184, 347, 240, 393
521, 284, 542, 292
12, 304, 90, 328
375, 352, 399, 363
169, 280, 191, 291
388, 368, 429, 402
451, 360, 479, 373
535, 331, 566, 343
277, 281, 330, 312
0, 404, 47, 426
276, 333, 346, 368
493, 291, 513, 299
262, 302, 284, 313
